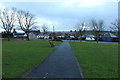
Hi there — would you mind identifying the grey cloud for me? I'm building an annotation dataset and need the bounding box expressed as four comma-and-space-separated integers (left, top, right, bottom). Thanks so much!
0, 2, 118, 31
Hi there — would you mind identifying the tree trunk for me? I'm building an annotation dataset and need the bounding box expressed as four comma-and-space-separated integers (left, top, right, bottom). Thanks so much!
26, 33, 30, 41
7, 32, 10, 41
80, 32, 82, 42
80, 37, 82, 42
7, 36, 10, 41
97, 34, 99, 43
97, 37, 98, 43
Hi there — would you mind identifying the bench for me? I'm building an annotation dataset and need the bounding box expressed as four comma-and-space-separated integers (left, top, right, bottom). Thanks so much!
49, 41, 55, 47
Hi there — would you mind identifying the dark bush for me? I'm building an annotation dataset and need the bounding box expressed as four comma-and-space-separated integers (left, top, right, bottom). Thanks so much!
2, 32, 13, 38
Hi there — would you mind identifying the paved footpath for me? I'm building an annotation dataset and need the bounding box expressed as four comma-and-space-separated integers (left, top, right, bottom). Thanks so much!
25, 41, 83, 78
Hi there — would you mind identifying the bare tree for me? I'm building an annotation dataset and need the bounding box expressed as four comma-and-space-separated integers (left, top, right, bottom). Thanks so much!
110, 19, 120, 43
91, 19, 104, 43
110, 19, 120, 32
17, 10, 37, 40
42, 24, 48, 35
0, 8, 17, 41
75, 22, 86, 41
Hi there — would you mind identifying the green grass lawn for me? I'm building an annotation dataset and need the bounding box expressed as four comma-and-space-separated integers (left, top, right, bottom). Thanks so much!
70, 41, 118, 78
2, 40, 62, 78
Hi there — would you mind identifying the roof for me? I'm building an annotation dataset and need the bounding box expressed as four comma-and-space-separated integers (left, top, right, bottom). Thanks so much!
69, 32, 76, 35
57, 36, 65, 37
14, 33, 25, 35
109, 33, 117, 37
78, 35, 96, 38
104, 33, 117, 37
86, 35, 96, 37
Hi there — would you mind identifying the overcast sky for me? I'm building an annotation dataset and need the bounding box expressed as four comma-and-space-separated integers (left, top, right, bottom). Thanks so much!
0, 0, 118, 32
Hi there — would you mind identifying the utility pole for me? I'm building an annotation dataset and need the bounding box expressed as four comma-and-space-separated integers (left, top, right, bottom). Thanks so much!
53, 26, 54, 33
53, 26, 55, 39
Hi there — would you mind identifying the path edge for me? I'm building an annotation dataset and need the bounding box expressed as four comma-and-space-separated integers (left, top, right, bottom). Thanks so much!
69, 41, 84, 78
21, 45, 61, 78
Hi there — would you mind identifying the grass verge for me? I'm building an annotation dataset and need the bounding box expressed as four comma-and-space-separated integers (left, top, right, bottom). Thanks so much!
2, 40, 62, 78
70, 41, 118, 78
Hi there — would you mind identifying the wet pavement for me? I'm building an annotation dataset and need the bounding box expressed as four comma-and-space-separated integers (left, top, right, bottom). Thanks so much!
25, 41, 83, 78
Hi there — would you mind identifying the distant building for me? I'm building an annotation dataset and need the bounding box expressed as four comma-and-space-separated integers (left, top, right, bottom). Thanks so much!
30, 30, 41, 35
67, 30, 77, 40
13, 29, 40, 40
29, 32, 37, 40
102, 32, 118, 42
13, 33, 26, 38
78, 34, 96, 41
